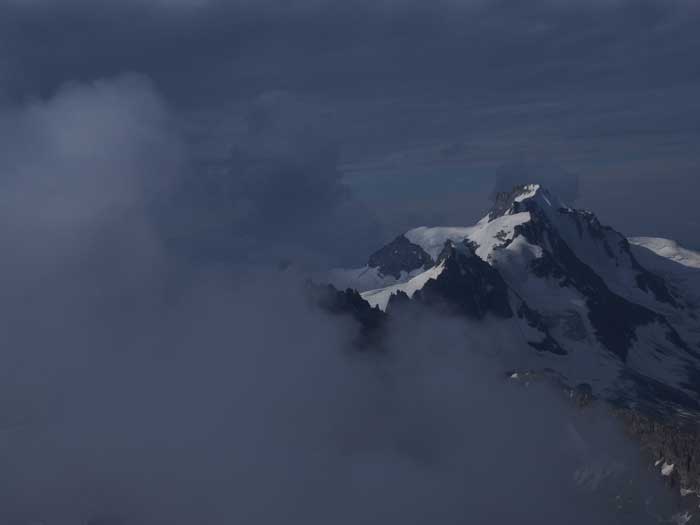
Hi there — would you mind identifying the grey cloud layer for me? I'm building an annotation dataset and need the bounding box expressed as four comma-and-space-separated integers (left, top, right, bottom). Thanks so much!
0, 5, 696, 521
0, 0, 697, 248
2, 0, 699, 103
0, 77, 679, 523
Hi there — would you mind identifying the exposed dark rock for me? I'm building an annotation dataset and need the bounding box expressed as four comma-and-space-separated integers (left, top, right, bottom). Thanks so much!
377, 238, 566, 355
411, 240, 513, 320
559, 208, 679, 307
544, 310, 588, 341
624, 242, 680, 307
512, 205, 682, 361
367, 234, 433, 279
488, 184, 551, 221
516, 302, 568, 355
616, 369, 700, 417
572, 383, 594, 407
619, 408, 700, 491
306, 282, 386, 349
385, 289, 413, 311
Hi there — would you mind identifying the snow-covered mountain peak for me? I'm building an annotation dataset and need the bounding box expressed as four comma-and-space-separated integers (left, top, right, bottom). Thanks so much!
514, 183, 542, 200
317, 184, 700, 418
488, 183, 569, 222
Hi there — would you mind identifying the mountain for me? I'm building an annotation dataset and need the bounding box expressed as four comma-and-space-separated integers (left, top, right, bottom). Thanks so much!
319, 184, 700, 421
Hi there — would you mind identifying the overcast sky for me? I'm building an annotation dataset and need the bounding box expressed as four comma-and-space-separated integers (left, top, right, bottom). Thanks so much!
1, 0, 698, 257
0, 3, 698, 523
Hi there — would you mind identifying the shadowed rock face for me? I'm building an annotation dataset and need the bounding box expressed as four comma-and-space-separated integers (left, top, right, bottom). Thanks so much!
515, 302, 568, 356
320, 184, 700, 415
558, 207, 679, 308
330, 184, 695, 365
367, 234, 433, 278
489, 186, 536, 221
498, 198, 687, 362
411, 240, 513, 320
306, 282, 386, 349
492, 185, 678, 307
573, 383, 594, 407
511, 207, 659, 361
620, 408, 700, 492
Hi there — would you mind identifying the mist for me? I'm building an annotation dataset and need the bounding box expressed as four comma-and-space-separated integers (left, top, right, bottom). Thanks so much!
0, 74, 686, 524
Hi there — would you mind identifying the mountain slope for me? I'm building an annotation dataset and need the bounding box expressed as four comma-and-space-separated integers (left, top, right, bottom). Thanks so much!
319, 184, 700, 418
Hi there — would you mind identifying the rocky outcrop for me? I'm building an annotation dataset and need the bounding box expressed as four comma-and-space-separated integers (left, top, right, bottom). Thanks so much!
306, 282, 386, 348
619, 409, 700, 493
510, 203, 685, 361
412, 240, 513, 319
367, 234, 433, 279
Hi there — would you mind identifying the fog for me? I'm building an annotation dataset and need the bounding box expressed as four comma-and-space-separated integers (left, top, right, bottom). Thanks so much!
0, 74, 685, 524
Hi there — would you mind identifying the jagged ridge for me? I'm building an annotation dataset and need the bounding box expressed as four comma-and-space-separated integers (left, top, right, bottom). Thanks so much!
319, 183, 700, 418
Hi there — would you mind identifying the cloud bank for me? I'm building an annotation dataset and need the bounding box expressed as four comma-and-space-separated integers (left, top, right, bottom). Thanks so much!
0, 0, 698, 517
0, 75, 685, 524
157, 90, 383, 266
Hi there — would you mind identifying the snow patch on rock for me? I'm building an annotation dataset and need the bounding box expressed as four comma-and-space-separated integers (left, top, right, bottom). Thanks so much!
662, 462, 676, 476
405, 212, 531, 262
361, 262, 445, 311
322, 266, 424, 293
629, 237, 700, 270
